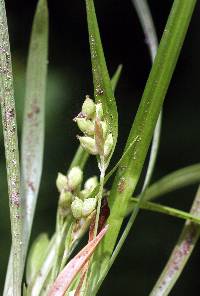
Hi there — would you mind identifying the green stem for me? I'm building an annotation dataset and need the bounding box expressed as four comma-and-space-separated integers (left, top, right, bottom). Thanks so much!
132, 0, 162, 191
128, 198, 200, 224
94, 160, 105, 237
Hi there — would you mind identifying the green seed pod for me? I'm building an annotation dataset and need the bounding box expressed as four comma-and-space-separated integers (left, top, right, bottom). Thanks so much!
78, 136, 98, 155
76, 118, 94, 136
82, 96, 96, 119
96, 103, 103, 120
79, 189, 89, 200
71, 197, 83, 219
56, 173, 67, 193
59, 190, 72, 208
82, 198, 97, 217
80, 176, 98, 199
84, 176, 98, 192
104, 133, 114, 157
67, 166, 83, 190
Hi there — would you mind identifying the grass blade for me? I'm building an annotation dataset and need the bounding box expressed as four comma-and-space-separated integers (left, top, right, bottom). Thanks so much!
132, 0, 162, 190
21, 0, 48, 258
91, 0, 197, 290
85, 0, 118, 161
150, 186, 200, 296
132, 0, 157, 61
0, 1, 22, 294
3, 1, 48, 294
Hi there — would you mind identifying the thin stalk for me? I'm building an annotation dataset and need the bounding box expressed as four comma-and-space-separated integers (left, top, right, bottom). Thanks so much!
143, 163, 200, 202
94, 161, 105, 236
0, 1, 22, 295
132, 0, 162, 191
128, 198, 200, 224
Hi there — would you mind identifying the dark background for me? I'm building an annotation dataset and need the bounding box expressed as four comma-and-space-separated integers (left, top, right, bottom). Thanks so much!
0, 0, 200, 295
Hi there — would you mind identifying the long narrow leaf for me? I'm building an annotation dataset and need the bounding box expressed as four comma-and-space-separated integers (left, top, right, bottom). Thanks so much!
132, 0, 162, 191
0, 1, 22, 295
21, 0, 48, 261
85, 0, 118, 160
91, 0, 197, 290
150, 186, 200, 296
3, 1, 48, 295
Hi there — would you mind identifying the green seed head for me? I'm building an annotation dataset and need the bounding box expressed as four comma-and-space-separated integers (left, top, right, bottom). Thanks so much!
76, 118, 94, 136
59, 190, 72, 208
67, 166, 83, 190
71, 197, 83, 219
104, 133, 114, 157
82, 198, 97, 217
82, 96, 96, 119
80, 176, 98, 199
78, 136, 98, 155
56, 173, 67, 193
84, 176, 98, 192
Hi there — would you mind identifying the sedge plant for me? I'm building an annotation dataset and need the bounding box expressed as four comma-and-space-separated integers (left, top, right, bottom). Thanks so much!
0, 0, 199, 295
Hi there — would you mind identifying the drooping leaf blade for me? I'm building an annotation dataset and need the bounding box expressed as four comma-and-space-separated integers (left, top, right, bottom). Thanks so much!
0, 1, 22, 294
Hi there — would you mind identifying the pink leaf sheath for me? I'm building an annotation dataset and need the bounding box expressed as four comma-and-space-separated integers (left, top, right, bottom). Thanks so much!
48, 225, 108, 296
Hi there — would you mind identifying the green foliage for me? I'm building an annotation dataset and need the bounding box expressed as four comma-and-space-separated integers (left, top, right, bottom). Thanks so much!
0, 1, 22, 295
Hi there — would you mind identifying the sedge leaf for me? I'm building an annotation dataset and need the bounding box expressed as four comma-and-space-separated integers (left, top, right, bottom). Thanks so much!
0, 1, 22, 294
85, 0, 118, 162
150, 186, 200, 296
26, 234, 49, 285
3, 1, 48, 295
90, 0, 197, 291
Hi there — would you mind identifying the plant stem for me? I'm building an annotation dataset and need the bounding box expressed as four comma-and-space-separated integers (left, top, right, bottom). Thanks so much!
94, 161, 105, 237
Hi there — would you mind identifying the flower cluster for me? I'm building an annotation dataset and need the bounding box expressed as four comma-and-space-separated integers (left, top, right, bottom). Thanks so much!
56, 166, 98, 220
74, 96, 113, 158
